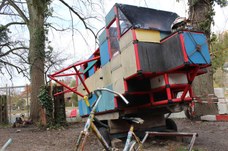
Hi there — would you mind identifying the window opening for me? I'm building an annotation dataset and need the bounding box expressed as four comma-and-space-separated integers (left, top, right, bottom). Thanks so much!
118, 8, 132, 35
109, 21, 120, 57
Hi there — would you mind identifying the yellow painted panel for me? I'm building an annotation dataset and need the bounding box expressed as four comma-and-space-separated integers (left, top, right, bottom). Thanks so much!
119, 29, 133, 51
121, 44, 137, 78
135, 29, 160, 43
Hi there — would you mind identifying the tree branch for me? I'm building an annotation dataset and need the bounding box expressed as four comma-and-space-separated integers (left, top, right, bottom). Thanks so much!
0, 46, 28, 57
7, 0, 29, 24
59, 0, 97, 39
0, 59, 29, 79
48, 23, 70, 31
4, 21, 26, 28
0, 0, 8, 11
0, 12, 20, 16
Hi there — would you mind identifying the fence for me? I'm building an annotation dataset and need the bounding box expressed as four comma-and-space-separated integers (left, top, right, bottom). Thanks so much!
0, 85, 30, 124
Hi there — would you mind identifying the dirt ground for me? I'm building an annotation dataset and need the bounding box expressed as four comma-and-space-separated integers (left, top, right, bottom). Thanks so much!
0, 118, 228, 151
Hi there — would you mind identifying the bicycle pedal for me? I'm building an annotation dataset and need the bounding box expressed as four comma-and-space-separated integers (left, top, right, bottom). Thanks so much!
122, 117, 144, 124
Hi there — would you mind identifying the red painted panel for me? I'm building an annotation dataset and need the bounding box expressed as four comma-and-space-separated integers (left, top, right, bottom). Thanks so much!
179, 34, 189, 62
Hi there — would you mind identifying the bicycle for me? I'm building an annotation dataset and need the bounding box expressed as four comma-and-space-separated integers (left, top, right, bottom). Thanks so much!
75, 88, 144, 151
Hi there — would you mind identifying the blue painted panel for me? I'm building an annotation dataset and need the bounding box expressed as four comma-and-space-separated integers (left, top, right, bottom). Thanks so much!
99, 30, 107, 45
183, 32, 211, 64
78, 85, 115, 116
78, 99, 90, 116
78, 94, 98, 116
88, 94, 97, 108
88, 55, 95, 77
105, 6, 115, 26
100, 40, 110, 66
97, 84, 115, 112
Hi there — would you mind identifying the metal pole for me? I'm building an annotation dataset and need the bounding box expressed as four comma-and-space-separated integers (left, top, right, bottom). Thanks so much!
9, 86, 11, 124
0, 138, 13, 151
26, 84, 29, 116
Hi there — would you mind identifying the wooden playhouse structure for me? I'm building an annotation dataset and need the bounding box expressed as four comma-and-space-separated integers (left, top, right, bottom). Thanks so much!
49, 4, 211, 133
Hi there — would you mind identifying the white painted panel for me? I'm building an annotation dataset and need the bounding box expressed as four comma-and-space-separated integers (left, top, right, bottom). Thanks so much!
94, 68, 104, 89
102, 63, 112, 86
119, 30, 133, 51
150, 75, 165, 89
168, 73, 188, 84
121, 44, 137, 78
112, 78, 125, 94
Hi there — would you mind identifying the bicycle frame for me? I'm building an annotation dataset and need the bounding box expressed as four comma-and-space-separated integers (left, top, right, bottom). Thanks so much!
75, 88, 129, 151
123, 125, 143, 151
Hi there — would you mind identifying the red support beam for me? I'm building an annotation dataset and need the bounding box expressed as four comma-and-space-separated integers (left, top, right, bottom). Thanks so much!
50, 56, 100, 77
180, 67, 199, 101
73, 66, 90, 94
164, 73, 172, 100
179, 33, 189, 63
132, 29, 141, 71
152, 97, 192, 106
53, 73, 83, 77
49, 75, 84, 97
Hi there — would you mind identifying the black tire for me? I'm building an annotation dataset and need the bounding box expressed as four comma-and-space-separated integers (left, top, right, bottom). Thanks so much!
98, 127, 111, 146
166, 118, 177, 132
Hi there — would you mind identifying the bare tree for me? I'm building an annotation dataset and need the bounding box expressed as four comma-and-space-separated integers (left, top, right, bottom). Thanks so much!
0, 0, 104, 122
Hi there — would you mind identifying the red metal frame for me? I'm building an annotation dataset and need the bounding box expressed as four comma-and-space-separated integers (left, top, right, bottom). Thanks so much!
132, 29, 141, 71
123, 79, 128, 92
152, 97, 192, 106
160, 32, 178, 43
48, 56, 100, 97
179, 33, 189, 62
164, 73, 172, 101
180, 67, 199, 101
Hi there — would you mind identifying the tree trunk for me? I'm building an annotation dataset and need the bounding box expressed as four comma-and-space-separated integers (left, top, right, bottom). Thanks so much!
53, 86, 66, 126
188, 0, 218, 116
27, 1, 46, 122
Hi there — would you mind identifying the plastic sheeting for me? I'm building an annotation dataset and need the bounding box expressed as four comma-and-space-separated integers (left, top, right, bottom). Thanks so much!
117, 4, 179, 32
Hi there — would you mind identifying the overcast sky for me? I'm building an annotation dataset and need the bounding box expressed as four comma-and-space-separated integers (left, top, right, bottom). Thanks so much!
0, 0, 228, 87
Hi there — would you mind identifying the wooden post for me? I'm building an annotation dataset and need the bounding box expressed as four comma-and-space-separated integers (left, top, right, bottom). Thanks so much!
53, 86, 66, 125
0, 95, 8, 124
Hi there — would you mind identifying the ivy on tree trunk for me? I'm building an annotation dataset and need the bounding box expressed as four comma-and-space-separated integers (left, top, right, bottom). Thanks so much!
27, 0, 47, 122
188, 0, 221, 117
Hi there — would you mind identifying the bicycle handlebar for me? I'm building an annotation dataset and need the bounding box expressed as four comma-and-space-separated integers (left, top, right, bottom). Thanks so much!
94, 88, 129, 104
